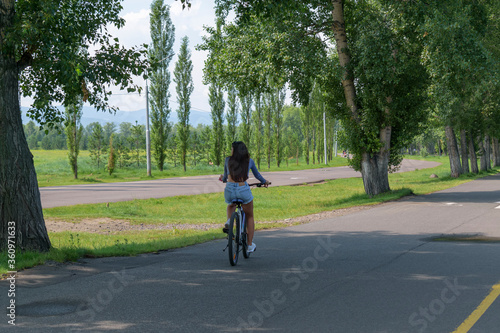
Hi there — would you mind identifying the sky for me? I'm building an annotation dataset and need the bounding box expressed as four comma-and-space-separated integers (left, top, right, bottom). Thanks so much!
22, 0, 217, 114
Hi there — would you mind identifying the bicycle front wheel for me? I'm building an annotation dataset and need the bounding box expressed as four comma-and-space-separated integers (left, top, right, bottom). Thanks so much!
228, 211, 240, 266
242, 218, 250, 259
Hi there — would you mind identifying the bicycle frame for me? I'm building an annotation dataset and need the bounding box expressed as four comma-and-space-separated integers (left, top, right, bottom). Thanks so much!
234, 202, 246, 247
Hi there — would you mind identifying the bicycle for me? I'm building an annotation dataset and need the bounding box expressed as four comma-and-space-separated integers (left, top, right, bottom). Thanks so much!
224, 182, 270, 266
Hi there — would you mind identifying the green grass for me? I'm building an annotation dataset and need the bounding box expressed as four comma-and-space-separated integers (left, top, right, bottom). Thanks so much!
2, 155, 498, 275
0, 229, 221, 274
33, 150, 349, 187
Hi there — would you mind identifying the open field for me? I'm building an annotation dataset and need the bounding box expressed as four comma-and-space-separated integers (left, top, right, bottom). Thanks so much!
33, 150, 350, 187
2, 155, 498, 275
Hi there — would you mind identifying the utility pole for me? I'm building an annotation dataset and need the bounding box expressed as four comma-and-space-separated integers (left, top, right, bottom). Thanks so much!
145, 82, 152, 177
334, 119, 338, 158
323, 111, 327, 165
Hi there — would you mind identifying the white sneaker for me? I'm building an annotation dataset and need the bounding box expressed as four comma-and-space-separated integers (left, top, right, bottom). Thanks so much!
247, 242, 256, 253
222, 219, 230, 233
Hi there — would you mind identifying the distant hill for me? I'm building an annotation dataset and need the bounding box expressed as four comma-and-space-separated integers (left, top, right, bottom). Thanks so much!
21, 106, 212, 127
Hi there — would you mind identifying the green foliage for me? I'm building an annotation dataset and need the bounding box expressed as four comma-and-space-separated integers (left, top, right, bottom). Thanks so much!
209, 82, 225, 166
13, 0, 148, 128
226, 86, 239, 154
107, 134, 117, 175
149, 0, 175, 172
252, 94, 263, 168
239, 93, 253, 151
88, 122, 105, 169
174, 36, 194, 172
64, 102, 83, 179
130, 121, 146, 167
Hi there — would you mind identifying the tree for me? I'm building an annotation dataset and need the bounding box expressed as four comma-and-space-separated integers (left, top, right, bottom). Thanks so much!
300, 104, 312, 165
24, 121, 40, 150
226, 86, 239, 154
200, 124, 212, 164
174, 36, 194, 172
65, 101, 84, 179
209, 82, 225, 166
167, 131, 178, 167
149, 0, 175, 171
239, 92, 253, 150
203, 0, 429, 196
283, 105, 303, 164
273, 85, 286, 167
107, 134, 117, 175
0, 0, 146, 251
88, 122, 105, 169
130, 121, 146, 168
103, 122, 116, 148
263, 92, 273, 168
114, 134, 131, 168
190, 128, 201, 166
422, 0, 494, 177
252, 94, 263, 169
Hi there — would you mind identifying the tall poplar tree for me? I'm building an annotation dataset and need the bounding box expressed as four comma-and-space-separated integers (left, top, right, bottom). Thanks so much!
226, 86, 239, 154
174, 36, 194, 172
252, 94, 263, 169
273, 85, 286, 167
65, 101, 84, 179
263, 92, 273, 168
209, 82, 225, 166
149, 0, 175, 171
239, 93, 253, 151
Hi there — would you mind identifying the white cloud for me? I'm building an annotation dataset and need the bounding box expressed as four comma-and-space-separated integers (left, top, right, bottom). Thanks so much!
109, 9, 151, 48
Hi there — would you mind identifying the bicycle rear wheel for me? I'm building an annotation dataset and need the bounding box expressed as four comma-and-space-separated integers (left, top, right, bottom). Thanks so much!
228, 211, 240, 266
242, 218, 250, 259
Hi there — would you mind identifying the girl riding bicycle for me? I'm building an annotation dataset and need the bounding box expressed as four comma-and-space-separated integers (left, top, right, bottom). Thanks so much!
219, 141, 270, 253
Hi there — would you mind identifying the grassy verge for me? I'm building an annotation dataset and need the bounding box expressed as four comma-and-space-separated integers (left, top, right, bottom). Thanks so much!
33, 150, 349, 187
2, 155, 498, 275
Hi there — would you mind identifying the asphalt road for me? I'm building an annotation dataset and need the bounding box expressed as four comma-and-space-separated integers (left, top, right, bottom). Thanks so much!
2, 172, 499, 332
39, 159, 440, 208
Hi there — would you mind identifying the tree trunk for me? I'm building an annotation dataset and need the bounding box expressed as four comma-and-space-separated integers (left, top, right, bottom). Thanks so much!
360, 152, 391, 197
361, 118, 391, 196
484, 136, 491, 170
478, 137, 487, 172
460, 129, 469, 174
444, 125, 462, 178
331, 0, 360, 122
492, 137, 500, 167
469, 136, 479, 174
0, 1, 51, 251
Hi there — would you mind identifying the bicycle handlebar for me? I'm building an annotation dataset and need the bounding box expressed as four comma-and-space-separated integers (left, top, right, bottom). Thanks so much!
248, 182, 271, 187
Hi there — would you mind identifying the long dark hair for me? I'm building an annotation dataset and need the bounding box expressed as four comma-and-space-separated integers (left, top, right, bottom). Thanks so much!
228, 141, 250, 182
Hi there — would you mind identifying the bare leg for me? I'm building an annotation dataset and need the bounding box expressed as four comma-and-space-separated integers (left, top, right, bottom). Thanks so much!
242, 200, 254, 245
226, 204, 236, 220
